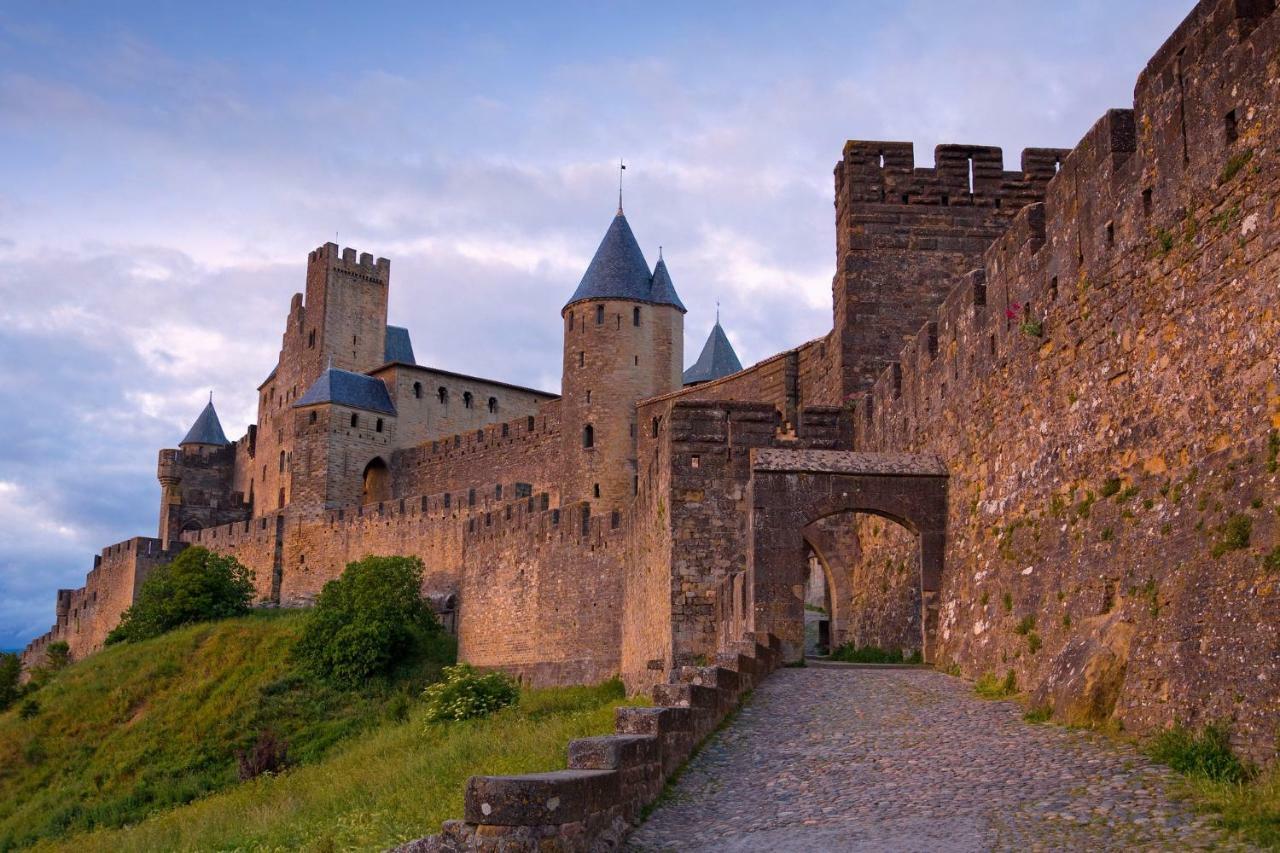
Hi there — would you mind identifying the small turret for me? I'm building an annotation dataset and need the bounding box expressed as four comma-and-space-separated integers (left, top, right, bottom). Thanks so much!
179, 399, 230, 453
683, 317, 743, 386
561, 210, 685, 509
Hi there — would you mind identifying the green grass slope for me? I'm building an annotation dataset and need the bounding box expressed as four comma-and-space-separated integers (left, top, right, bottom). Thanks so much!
45, 681, 631, 852
0, 611, 453, 850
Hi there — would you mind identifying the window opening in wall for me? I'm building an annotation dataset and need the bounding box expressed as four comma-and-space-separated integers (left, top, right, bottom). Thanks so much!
1142, 188, 1153, 217
488, 396, 497, 413
691, 454, 700, 469
1105, 221, 1115, 246
940, 194, 949, 206
1054, 158, 1061, 173
900, 193, 909, 204
527, 415, 536, 432
633, 307, 641, 326
568, 313, 574, 330
634, 355, 639, 365
350, 413, 359, 428
583, 424, 594, 448
279, 450, 286, 472
1225, 109, 1238, 144
468, 488, 476, 506
278, 489, 285, 509
596, 305, 604, 324
967, 156, 975, 194
652, 417, 660, 437
1050, 276, 1059, 301
878, 150, 884, 168
438, 387, 448, 404
578, 351, 585, 367
444, 493, 451, 508
629, 422, 635, 438
632, 475, 638, 495
376, 418, 383, 433
496, 484, 503, 499
586, 390, 591, 404
413, 381, 422, 399
308, 330, 315, 348
353, 335, 357, 344
989, 334, 996, 356
616, 314, 621, 329
502, 423, 509, 437
309, 411, 317, 424
593, 483, 600, 498
463, 392, 473, 409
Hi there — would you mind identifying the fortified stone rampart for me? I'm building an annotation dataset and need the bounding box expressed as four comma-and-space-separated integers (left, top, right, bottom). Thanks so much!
851, 0, 1280, 759
21, 537, 184, 670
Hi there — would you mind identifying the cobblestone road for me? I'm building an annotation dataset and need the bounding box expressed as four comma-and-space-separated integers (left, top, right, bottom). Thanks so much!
628, 665, 1246, 852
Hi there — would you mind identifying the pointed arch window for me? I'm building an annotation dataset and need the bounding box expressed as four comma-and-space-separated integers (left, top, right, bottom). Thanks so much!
438, 387, 448, 404
488, 396, 498, 414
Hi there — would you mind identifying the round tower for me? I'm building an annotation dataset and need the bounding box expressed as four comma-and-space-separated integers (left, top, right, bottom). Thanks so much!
561, 209, 685, 510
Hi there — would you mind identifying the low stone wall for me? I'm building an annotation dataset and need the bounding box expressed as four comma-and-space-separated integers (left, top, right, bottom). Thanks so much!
397, 633, 782, 852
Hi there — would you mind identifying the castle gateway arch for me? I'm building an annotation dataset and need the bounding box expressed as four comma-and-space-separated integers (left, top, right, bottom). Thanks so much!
745, 449, 948, 663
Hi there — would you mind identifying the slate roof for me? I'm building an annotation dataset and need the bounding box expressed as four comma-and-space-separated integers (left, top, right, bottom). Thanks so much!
564, 212, 685, 312
180, 401, 230, 446
682, 321, 744, 385
294, 367, 396, 415
384, 325, 416, 364
649, 258, 686, 312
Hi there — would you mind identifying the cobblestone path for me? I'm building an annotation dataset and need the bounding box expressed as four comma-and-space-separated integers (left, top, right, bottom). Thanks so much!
628, 665, 1246, 852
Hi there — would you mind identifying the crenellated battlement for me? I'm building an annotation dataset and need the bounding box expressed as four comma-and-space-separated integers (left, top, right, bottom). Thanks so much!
837, 141, 1069, 211
306, 241, 390, 280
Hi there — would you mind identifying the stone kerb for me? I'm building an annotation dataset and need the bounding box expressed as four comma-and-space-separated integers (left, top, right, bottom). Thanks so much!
399, 634, 783, 852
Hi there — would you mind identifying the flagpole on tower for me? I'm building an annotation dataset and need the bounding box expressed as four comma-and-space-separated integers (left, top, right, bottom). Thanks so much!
618, 158, 626, 214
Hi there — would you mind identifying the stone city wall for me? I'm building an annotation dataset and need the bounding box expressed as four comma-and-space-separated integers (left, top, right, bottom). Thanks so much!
853, 0, 1280, 761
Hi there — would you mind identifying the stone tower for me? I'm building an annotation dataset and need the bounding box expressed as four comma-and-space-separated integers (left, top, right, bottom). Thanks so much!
561, 209, 685, 509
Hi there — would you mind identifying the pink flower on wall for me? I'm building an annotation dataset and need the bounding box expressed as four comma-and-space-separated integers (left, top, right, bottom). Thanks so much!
1005, 301, 1022, 320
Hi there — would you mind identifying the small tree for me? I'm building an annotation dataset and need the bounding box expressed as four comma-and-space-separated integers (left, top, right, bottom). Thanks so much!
293, 555, 439, 686
106, 547, 254, 645
0, 652, 21, 712
422, 664, 518, 722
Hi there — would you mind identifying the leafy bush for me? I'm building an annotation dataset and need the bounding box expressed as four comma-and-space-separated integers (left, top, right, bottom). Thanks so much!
0, 653, 21, 712
236, 731, 289, 780
975, 670, 1017, 699
422, 664, 519, 722
293, 555, 439, 686
827, 644, 923, 664
18, 698, 39, 720
1149, 723, 1254, 784
107, 547, 254, 644
1211, 514, 1252, 557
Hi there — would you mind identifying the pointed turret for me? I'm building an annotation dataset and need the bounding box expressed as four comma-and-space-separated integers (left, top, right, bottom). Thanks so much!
683, 319, 744, 385
564, 212, 653, 309
649, 256, 686, 312
180, 400, 230, 448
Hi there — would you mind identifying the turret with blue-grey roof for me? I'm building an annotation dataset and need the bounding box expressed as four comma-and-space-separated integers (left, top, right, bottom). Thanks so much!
683, 318, 744, 386
180, 399, 230, 449
560, 205, 685, 509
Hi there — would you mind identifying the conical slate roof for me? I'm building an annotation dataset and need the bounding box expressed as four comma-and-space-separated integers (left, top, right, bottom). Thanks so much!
649, 258, 686, 312
682, 321, 744, 385
564, 212, 685, 312
180, 401, 230, 447
294, 367, 396, 415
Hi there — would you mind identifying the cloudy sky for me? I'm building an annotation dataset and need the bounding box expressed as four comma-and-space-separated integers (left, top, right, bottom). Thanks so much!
0, 0, 1194, 649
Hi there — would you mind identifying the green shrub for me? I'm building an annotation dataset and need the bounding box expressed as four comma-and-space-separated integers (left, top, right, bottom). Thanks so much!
0, 652, 21, 711
294, 555, 440, 686
1211, 514, 1253, 557
422, 664, 519, 722
1001, 592, 1013, 613
1263, 547, 1280, 574
1013, 615, 1036, 635
107, 548, 253, 644
1149, 724, 1254, 784
1024, 706, 1052, 723
827, 644, 922, 664
1026, 632, 1042, 655
1100, 477, 1122, 498
1218, 149, 1253, 184
975, 670, 1017, 699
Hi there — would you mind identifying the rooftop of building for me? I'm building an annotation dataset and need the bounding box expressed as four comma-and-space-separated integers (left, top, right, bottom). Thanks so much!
294, 366, 396, 415
683, 318, 744, 385
564, 211, 686, 312
180, 400, 230, 446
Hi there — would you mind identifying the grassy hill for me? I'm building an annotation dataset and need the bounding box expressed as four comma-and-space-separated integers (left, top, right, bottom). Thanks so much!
0, 611, 632, 852
0, 611, 454, 849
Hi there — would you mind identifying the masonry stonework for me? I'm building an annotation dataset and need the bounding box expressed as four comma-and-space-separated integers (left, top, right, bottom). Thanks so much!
23, 0, 1280, 773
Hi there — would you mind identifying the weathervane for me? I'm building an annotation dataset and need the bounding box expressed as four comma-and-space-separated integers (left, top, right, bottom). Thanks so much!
618, 158, 626, 213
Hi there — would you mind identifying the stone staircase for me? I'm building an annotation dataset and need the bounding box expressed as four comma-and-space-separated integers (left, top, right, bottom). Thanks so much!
400, 633, 783, 852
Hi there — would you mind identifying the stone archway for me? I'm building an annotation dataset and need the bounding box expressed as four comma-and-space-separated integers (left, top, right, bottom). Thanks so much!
745, 449, 947, 663
362, 457, 390, 505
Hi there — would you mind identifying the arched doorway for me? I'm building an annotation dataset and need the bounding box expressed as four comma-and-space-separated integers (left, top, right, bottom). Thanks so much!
362, 457, 390, 505
743, 449, 947, 663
